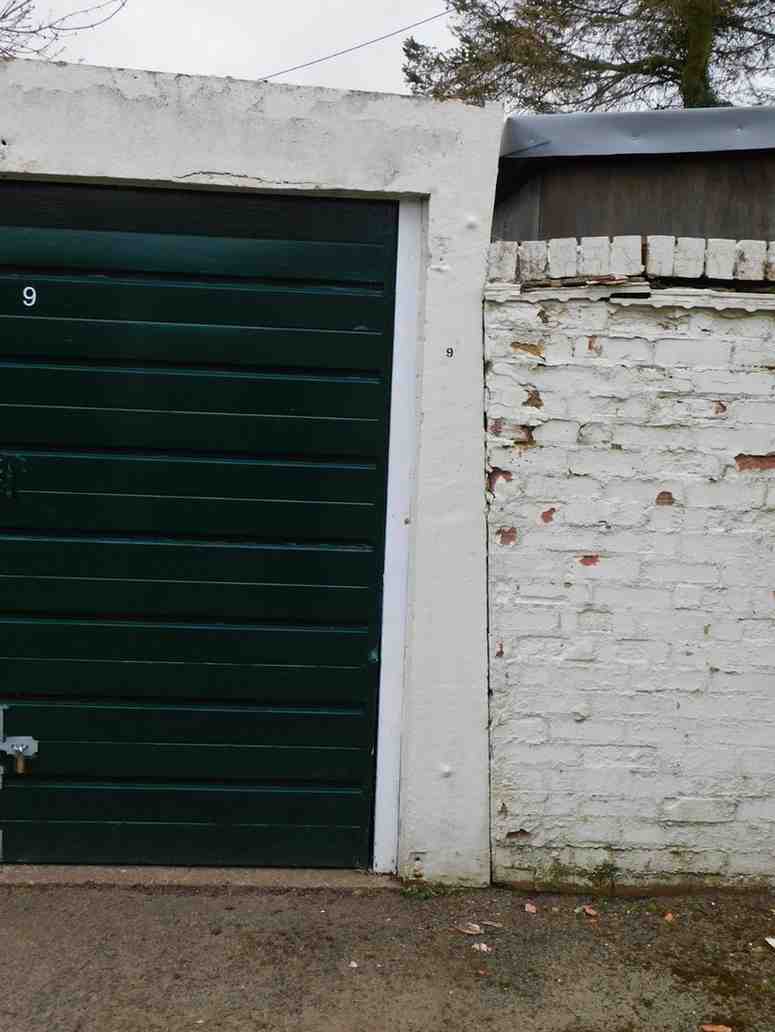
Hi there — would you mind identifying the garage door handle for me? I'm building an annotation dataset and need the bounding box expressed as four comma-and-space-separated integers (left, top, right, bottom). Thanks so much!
0, 736, 38, 775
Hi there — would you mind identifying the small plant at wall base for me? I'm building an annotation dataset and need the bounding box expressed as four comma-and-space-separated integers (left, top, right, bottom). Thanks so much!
0, 0, 127, 60
404, 0, 775, 111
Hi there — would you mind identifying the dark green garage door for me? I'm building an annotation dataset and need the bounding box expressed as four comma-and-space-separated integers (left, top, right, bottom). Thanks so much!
0, 183, 398, 867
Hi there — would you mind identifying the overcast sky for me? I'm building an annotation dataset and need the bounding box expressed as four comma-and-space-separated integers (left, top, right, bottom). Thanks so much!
43, 1, 456, 94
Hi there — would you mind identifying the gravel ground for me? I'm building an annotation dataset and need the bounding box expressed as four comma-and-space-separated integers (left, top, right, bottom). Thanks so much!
2, 883, 775, 1031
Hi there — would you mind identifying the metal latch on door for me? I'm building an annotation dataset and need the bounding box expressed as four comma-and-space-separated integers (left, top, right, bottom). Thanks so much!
0, 736, 38, 774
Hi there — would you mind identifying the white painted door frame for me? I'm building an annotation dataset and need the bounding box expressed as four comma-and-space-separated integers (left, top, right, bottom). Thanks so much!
372, 200, 423, 873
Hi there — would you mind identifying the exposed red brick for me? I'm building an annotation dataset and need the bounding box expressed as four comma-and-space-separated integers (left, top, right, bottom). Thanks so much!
736, 453, 775, 471
656, 491, 675, 506
497, 527, 518, 546
713, 401, 728, 416
524, 387, 544, 409
587, 335, 603, 356
579, 555, 600, 566
495, 642, 504, 658
487, 468, 513, 493
511, 341, 545, 358
514, 425, 536, 446
489, 417, 505, 436
541, 507, 557, 524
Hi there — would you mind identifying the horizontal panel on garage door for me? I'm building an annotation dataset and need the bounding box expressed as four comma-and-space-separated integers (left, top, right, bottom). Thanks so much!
0, 185, 398, 868
0, 275, 390, 329
0, 319, 389, 373
8, 701, 368, 748
0, 451, 379, 539
0, 535, 376, 623
0, 227, 388, 285
0, 660, 370, 707
0, 357, 383, 457
0, 823, 365, 867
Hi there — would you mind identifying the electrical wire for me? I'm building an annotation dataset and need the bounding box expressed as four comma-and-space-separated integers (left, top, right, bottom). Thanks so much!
259, 8, 451, 81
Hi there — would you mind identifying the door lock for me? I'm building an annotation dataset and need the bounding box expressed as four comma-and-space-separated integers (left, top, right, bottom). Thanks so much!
0, 736, 38, 775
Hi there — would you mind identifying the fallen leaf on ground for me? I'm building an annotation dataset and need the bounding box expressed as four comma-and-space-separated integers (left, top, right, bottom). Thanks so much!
472, 943, 493, 954
700, 1024, 732, 1032
482, 921, 504, 929
455, 923, 483, 935
525, 903, 538, 914
582, 906, 599, 918
766, 937, 775, 950
664, 912, 676, 923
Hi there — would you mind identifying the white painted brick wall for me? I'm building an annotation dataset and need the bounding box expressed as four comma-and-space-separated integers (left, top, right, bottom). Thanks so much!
485, 283, 775, 890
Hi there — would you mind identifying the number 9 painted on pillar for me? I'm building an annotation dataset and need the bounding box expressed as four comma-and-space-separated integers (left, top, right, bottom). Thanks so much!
22, 286, 37, 308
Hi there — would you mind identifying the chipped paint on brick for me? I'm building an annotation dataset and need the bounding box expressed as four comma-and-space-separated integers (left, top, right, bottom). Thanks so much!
736, 454, 775, 472
514, 425, 536, 447
656, 491, 675, 506
579, 554, 601, 566
511, 341, 545, 358
587, 335, 603, 356
487, 468, 513, 493
496, 527, 518, 546
541, 508, 557, 524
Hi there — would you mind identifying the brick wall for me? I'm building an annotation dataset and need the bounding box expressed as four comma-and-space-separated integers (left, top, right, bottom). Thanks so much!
486, 238, 775, 889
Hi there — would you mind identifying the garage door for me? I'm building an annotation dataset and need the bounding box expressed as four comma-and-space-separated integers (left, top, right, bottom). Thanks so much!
0, 183, 398, 867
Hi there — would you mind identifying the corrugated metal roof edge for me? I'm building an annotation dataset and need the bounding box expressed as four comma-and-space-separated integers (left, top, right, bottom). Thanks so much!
500, 106, 775, 160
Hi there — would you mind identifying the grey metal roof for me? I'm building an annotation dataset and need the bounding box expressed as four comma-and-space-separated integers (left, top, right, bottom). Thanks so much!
500, 106, 775, 160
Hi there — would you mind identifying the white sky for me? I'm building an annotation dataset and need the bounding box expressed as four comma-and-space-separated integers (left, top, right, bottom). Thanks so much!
42, 1, 456, 94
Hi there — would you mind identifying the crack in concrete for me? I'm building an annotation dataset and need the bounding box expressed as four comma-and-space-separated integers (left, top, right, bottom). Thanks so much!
176, 170, 318, 186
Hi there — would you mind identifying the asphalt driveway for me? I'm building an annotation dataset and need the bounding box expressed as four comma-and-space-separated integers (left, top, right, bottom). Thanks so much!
1, 879, 774, 1031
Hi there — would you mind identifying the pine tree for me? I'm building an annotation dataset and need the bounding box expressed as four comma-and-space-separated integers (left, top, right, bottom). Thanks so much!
403, 1, 775, 110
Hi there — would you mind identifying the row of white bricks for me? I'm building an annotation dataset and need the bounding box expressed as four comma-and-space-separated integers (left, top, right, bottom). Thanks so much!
487, 237, 775, 283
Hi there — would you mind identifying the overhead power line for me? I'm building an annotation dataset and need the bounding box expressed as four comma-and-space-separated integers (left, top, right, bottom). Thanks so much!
259, 9, 451, 82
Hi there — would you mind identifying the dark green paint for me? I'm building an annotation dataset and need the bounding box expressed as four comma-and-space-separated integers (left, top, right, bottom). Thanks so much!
0, 318, 390, 373
0, 184, 398, 867
0, 228, 387, 285
2, 822, 367, 867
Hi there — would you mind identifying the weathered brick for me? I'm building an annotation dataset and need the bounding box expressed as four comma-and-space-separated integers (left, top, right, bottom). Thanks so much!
673, 237, 706, 278
487, 241, 519, 282
735, 239, 767, 281
578, 236, 611, 276
645, 235, 675, 277
517, 240, 548, 281
705, 239, 737, 280
610, 235, 643, 277
486, 281, 775, 889
547, 238, 578, 279
654, 337, 732, 367
661, 797, 737, 823
738, 798, 775, 822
